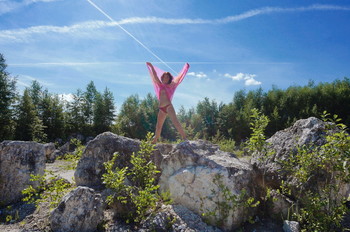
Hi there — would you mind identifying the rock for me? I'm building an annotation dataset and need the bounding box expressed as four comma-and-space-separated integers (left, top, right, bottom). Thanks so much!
47, 149, 63, 163
43, 142, 56, 162
283, 220, 300, 232
75, 132, 141, 189
141, 204, 222, 232
159, 140, 256, 231
251, 117, 328, 188
266, 190, 294, 220
50, 186, 104, 232
0, 141, 47, 205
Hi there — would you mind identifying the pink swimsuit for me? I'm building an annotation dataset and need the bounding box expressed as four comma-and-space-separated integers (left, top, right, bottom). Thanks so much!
146, 63, 190, 102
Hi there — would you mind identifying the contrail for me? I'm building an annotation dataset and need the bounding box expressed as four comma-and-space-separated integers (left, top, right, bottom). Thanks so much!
86, 0, 177, 74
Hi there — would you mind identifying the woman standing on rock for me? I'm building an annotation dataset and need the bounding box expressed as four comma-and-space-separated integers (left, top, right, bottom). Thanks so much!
146, 62, 190, 144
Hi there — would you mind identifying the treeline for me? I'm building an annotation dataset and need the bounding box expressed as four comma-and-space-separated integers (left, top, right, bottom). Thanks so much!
0, 53, 115, 143
1, 53, 350, 144
117, 80, 350, 143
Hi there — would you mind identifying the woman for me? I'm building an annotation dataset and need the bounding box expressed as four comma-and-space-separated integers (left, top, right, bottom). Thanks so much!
146, 62, 190, 143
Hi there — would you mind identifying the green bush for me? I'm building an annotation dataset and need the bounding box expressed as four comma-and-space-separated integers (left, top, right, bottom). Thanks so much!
58, 138, 85, 170
102, 132, 161, 223
22, 170, 72, 209
281, 112, 350, 231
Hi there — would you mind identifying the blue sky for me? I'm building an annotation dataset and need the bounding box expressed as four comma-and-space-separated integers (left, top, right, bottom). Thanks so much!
1, 0, 350, 110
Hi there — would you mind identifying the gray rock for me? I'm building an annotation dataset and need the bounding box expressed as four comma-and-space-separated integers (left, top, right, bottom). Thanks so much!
283, 220, 300, 232
0, 141, 47, 205
266, 190, 294, 220
251, 117, 328, 188
50, 186, 104, 232
47, 149, 63, 163
74, 132, 141, 189
159, 140, 256, 231
141, 204, 222, 232
43, 142, 56, 162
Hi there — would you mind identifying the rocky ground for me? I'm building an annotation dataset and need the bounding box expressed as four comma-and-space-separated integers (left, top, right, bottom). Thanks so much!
1, 118, 349, 231
0, 151, 285, 232
0, 159, 76, 232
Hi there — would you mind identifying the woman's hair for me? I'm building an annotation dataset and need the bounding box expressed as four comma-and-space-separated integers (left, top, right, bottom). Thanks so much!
161, 72, 173, 84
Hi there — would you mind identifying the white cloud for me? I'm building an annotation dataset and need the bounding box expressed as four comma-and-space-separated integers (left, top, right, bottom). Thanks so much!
245, 78, 262, 86
1, 4, 350, 42
59, 93, 74, 102
225, 73, 261, 86
18, 74, 54, 87
187, 71, 208, 79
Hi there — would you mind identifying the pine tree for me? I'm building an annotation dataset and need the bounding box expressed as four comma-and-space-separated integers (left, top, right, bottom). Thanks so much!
93, 87, 115, 134
41, 92, 65, 141
15, 89, 46, 142
84, 81, 98, 125
65, 89, 86, 135
0, 53, 17, 141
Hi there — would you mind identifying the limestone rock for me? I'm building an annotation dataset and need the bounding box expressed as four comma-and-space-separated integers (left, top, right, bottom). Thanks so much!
75, 132, 141, 189
0, 141, 47, 205
50, 186, 103, 232
283, 220, 300, 232
43, 142, 56, 162
159, 140, 256, 231
141, 204, 222, 232
251, 117, 328, 188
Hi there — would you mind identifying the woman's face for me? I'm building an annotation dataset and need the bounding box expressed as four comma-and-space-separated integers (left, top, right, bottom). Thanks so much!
162, 73, 171, 84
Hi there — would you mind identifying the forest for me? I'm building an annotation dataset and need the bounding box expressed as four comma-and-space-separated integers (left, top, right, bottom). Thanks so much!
1, 53, 350, 144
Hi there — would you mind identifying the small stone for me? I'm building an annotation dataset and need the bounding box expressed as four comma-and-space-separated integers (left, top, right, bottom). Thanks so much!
283, 220, 300, 232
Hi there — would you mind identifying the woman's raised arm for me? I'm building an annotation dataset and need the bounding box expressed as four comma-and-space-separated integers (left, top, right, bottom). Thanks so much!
146, 62, 161, 84
173, 63, 190, 84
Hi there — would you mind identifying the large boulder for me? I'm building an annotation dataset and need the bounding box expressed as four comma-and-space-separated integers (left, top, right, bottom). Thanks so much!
251, 117, 328, 188
75, 132, 141, 189
0, 141, 53, 205
50, 186, 104, 232
251, 117, 350, 218
159, 140, 257, 231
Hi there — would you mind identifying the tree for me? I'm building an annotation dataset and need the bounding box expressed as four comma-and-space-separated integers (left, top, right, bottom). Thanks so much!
83, 81, 98, 129
0, 53, 17, 141
93, 87, 116, 134
27, 80, 43, 114
65, 89, 86, 135
41, 91, 65, 141
15, 89, 46, 142
115, 95, 142, 138
196, 97, 221, 139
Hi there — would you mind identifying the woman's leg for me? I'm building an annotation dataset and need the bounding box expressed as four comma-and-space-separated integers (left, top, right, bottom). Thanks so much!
153, 109, 167, 143
167, 105, 187, 140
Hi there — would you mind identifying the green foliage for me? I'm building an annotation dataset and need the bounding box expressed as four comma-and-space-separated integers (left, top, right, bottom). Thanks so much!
0, 53, 17, 141
102, 132, 161, 223
211, 130, 237, 154
3, 49, 350, 145
281, 112, 350, 231
22, 170, 72, 209
59, 138, 85, 170
14, 89, 47, 142
200, 173, 259, 228
245, 108, 270, 156
0, 205, 20, 224
93, 87, 116, 134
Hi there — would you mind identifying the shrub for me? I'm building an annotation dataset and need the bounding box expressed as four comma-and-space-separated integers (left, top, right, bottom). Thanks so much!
22, 170, 73, 209
281, 112, 350, 231
102, 132, 161, 223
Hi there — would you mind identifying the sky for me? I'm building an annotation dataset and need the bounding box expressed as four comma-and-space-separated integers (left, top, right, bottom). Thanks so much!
1, 0, 350, 111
